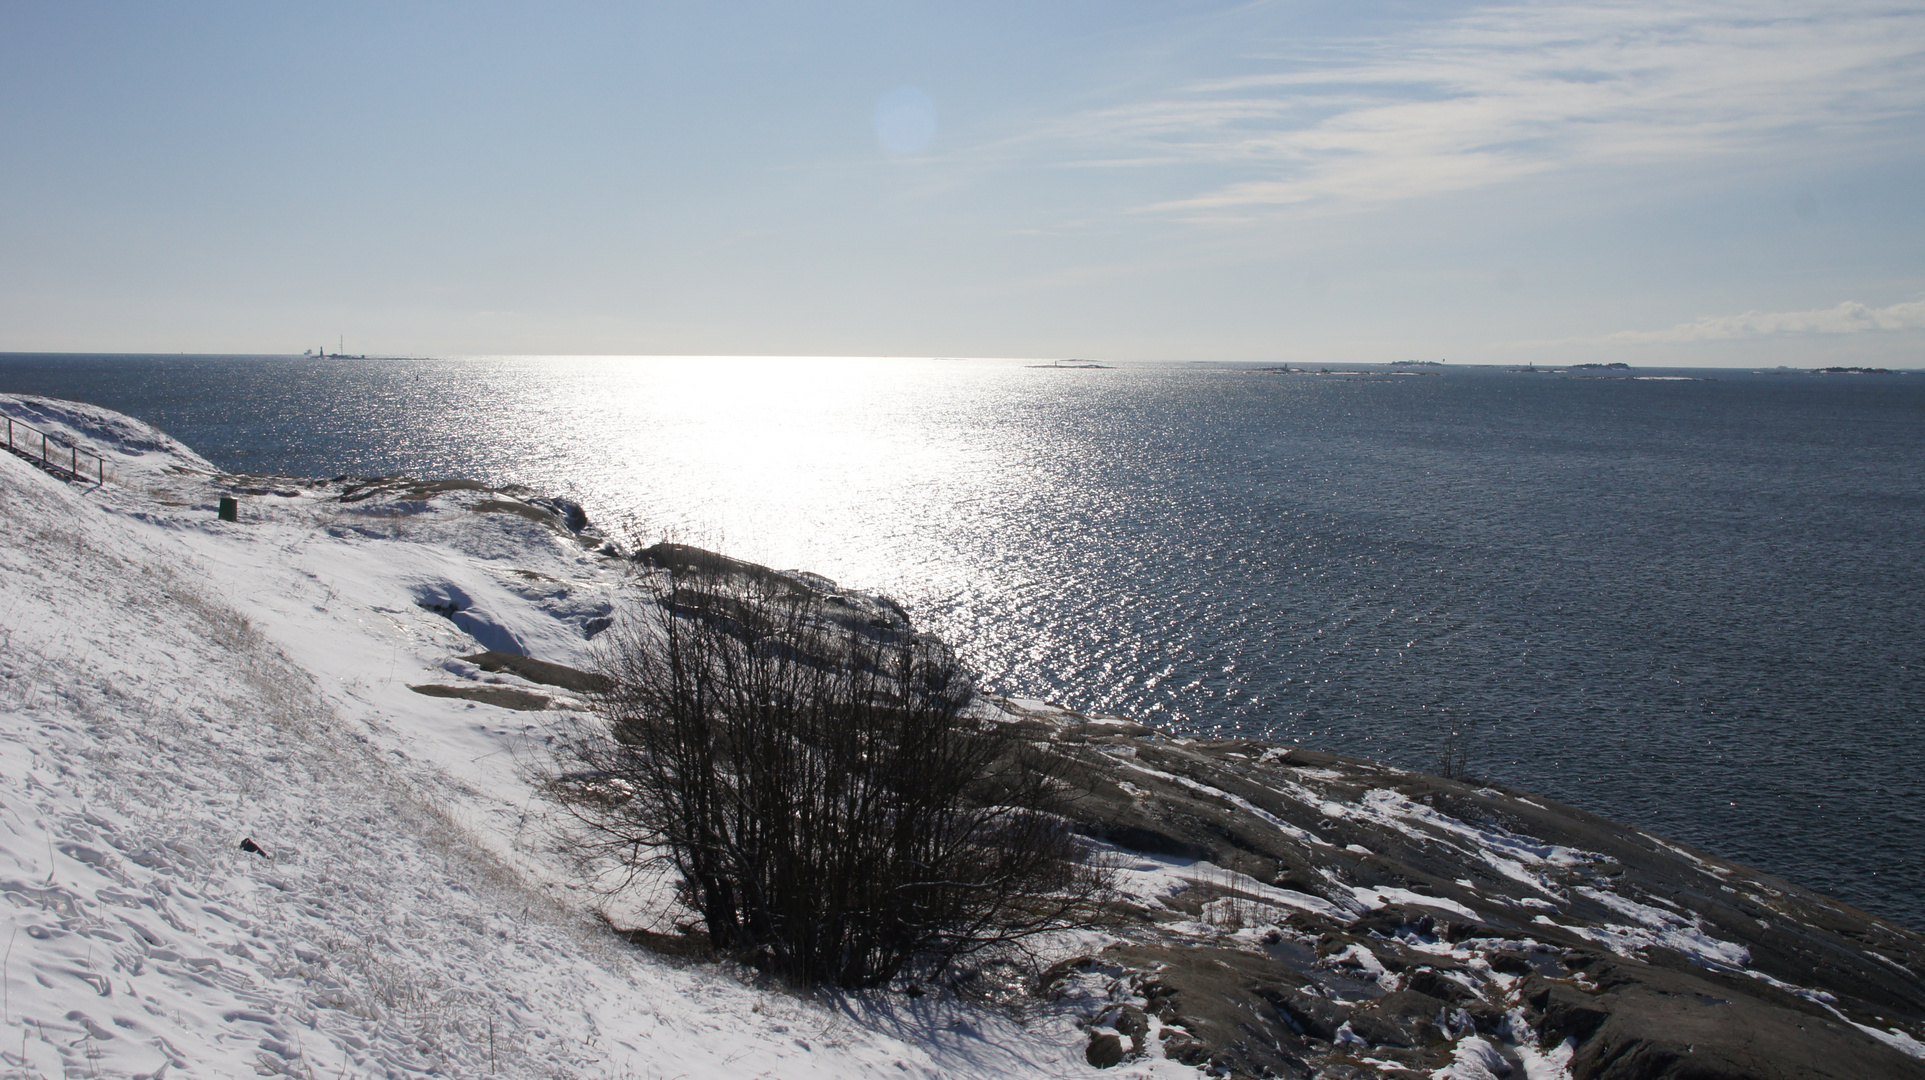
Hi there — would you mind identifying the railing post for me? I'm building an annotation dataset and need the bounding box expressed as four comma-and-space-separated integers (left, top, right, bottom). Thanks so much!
0, 416, 105, 484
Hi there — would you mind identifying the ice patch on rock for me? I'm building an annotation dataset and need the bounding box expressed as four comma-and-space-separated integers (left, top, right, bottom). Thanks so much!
1572, 886, 1751, 969
1430, 1034, 1510, 1079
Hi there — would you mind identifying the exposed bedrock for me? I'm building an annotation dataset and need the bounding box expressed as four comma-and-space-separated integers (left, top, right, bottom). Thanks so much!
633, 540, 916, 645
1002, 701, 1925, 1079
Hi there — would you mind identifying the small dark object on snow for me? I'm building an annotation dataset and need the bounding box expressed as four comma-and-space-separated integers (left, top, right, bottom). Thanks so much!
218, 496, 238, 522
239, 837, 267, 856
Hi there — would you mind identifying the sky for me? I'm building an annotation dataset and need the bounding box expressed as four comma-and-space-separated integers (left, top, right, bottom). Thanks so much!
2, 0, 1923, 366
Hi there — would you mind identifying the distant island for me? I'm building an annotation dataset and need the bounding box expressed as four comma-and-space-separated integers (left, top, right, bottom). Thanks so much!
1028, 359, 1112, 368
1815, 366, 1900, 374
1388, 359, 1445, 367
1570, 362, 1632, 370
1250, 366, 1397, 379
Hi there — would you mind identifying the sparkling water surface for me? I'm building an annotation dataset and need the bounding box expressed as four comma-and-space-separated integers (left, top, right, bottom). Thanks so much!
4, 354, 1921, 926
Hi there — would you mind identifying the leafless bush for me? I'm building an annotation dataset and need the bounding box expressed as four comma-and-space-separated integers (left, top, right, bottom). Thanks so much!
546, 562, 1108, 988
1436, 726, 1470, 780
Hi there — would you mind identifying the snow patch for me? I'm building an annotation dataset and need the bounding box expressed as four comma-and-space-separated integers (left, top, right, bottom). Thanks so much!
1430, 1034, 1510, 1080
1852, 1023, 1925, 1061
1572, 886, 1751, 969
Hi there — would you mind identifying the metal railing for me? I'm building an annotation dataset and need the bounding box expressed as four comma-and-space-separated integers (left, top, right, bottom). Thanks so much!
3, 414, 108, 486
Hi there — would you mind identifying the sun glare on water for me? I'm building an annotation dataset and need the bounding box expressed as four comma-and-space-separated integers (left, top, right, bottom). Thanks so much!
559, 356, 1020, 590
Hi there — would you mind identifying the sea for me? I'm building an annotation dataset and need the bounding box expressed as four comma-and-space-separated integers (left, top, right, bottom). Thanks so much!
3, 354, 1920, 927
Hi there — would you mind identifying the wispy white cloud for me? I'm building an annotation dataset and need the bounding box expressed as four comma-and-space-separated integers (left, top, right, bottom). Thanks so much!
1045, 1, 1925, 215
1606, 298, 1925, 342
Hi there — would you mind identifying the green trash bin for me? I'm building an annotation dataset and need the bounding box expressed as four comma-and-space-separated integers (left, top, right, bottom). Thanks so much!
218, 496, 238, 522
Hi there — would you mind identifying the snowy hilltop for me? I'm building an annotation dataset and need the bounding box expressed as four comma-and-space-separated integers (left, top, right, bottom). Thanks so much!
2, 393, 1922, 1080
0, 394, 1139, 1080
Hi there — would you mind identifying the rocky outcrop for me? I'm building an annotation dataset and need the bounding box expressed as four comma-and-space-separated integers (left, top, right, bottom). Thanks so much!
1000, 700, 1925, 1079
634, 540, 917, 646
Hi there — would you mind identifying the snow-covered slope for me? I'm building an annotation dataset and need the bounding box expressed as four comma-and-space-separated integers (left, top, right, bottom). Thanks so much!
0, 395, 1175, 1080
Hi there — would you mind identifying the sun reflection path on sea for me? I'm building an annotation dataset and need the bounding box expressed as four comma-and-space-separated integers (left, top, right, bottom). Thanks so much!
451, 356, 1098, 690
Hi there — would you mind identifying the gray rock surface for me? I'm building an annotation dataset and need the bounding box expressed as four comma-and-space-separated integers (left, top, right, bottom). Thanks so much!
999, 698, 1925, 1079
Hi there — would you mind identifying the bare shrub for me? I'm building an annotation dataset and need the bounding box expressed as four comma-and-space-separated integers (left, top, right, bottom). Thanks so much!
1436, 726, 1470, 780
547, 561, 1107, 988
